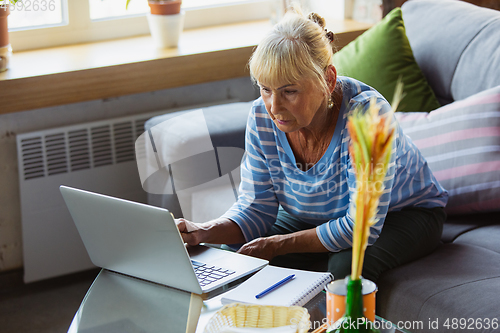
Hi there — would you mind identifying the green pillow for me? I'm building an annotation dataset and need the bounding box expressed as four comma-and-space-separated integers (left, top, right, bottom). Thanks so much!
333, 8, 440, 112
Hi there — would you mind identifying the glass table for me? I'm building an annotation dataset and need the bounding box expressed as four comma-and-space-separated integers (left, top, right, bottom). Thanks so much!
68, 269, 410, 333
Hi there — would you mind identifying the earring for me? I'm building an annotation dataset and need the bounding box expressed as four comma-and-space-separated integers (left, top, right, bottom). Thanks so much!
328, 97, 334, 109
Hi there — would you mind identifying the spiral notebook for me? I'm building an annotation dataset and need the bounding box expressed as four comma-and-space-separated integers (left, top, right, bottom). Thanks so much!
221, 266, 332, 307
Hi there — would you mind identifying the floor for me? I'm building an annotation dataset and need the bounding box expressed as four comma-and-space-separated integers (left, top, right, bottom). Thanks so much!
0, 268, 100, 333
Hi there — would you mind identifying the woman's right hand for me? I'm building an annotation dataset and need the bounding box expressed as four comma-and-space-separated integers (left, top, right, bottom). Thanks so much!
175, 218, 208, 246
175, 217, 246, 246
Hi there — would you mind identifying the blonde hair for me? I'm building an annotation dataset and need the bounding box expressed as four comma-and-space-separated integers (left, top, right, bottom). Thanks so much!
249, 10, 335, 95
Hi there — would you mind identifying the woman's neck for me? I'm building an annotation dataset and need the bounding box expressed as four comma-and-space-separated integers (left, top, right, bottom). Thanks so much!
291, 90, 342, 170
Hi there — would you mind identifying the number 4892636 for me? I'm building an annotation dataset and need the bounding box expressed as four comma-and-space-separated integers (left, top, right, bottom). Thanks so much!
443, 318, 498, 330
2, 0, 57, 11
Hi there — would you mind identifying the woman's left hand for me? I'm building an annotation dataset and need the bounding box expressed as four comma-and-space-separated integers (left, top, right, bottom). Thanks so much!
237, 235, 282, 261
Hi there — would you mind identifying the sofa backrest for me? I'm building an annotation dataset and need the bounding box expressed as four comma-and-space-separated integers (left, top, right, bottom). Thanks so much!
402, 0, 500, 105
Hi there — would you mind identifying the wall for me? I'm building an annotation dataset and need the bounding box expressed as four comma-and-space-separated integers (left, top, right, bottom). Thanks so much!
0, 76, 259, 273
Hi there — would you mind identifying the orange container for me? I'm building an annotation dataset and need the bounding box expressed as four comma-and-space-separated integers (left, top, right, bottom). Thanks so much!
325, 278, 377, 326
148, 0, 182, 15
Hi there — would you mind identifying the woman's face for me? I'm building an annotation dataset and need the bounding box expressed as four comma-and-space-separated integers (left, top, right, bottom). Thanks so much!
258, 77, 328, 133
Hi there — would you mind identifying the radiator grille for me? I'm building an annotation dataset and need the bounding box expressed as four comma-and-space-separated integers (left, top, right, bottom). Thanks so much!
19, 116, 150, 181
20, 137, 45, 180
134, 117, 149, 161
45, 133, 68, 176
69, 129, 91, 171
91, 125, 113, 167
113, 122, 135, 163
135, 118, 148, 139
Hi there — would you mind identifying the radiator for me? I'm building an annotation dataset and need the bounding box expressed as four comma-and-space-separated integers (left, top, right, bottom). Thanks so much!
16, 111, 165, 283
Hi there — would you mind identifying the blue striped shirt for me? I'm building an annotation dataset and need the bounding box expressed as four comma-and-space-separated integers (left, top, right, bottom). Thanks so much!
222, 77, 448, 252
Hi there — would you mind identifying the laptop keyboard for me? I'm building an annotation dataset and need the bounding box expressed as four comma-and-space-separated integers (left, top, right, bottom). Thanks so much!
191, 260, 236, 287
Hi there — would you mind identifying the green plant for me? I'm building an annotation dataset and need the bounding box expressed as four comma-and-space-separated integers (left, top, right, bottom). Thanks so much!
327, 82, 404, 333
347, 81, 403, 281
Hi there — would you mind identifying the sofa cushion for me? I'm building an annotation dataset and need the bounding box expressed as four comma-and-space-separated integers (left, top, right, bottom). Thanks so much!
332, 8, 440, 112
418, 278, 500, 332
402, 0, 500, 105
377, 243, 500, 331
442, 211, 500, 243
453, 225, 500, 254
395, 85, 500, 215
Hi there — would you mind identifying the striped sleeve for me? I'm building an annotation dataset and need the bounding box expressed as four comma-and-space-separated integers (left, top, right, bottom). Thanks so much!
316, 98, 396, 252
221, 107, 279, 242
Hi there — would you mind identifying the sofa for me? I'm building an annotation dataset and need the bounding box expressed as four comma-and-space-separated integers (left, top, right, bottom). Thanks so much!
144, 1, 500, 331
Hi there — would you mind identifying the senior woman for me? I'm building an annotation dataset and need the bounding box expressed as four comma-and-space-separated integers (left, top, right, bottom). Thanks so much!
176, 11, 448, 282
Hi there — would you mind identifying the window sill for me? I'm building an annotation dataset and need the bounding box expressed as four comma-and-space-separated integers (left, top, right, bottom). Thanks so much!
0, 19, 371, 115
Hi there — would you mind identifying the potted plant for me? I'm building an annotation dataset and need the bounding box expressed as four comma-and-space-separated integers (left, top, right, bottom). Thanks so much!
127, 0, 184, 48
0, 1, 17, 72
327, 83, 403, 333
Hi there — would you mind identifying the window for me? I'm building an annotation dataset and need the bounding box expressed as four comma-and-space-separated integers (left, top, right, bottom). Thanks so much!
7, 0, 65, 30
8, 0, 271, 51
88, 0, 254, 21
88, 0, 148, 21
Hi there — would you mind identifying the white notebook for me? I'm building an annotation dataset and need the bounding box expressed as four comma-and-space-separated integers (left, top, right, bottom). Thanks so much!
221, 266, 332, 307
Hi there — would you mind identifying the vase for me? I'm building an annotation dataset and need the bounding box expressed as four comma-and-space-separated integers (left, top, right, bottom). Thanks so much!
0, 5, 11, 72
326, 277, 377, 324
327, 277, 380, 333
147, 0, 184, 48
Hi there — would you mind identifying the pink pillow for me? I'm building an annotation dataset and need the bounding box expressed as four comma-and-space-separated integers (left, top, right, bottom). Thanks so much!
395, 86, 500, 215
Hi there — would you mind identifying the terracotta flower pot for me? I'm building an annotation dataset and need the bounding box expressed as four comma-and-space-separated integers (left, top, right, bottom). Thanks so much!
148, 0, 182, 15
0, 5, 9, 48
146, 0, 184, 48
0, 5, 12, 72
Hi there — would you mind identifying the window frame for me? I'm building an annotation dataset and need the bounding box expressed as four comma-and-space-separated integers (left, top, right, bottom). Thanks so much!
9, 0, 272, 52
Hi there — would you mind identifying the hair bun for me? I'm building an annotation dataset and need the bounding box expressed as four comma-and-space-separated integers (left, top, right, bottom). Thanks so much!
308, 12, 326, 29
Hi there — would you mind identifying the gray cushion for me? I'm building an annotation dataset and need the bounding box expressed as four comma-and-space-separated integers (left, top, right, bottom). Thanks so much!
442, 212, 500, 243
454, 225, 500, 254
402, 0, 500, 105
378, 243, 500, 331
419, 278, 500, 331
394, 86, 500, 216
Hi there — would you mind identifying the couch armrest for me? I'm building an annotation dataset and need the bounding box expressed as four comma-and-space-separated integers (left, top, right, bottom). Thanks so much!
402, 0, 500, 105
144, 102, 253, 220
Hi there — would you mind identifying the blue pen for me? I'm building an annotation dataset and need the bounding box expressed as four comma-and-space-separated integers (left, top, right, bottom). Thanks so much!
255, 274, 295, 299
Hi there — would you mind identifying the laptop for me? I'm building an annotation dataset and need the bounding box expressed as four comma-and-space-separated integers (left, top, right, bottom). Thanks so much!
60, 185, 268, 296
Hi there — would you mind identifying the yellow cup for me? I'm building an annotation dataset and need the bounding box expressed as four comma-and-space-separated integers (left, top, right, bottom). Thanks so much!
325, 277, 377, 325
